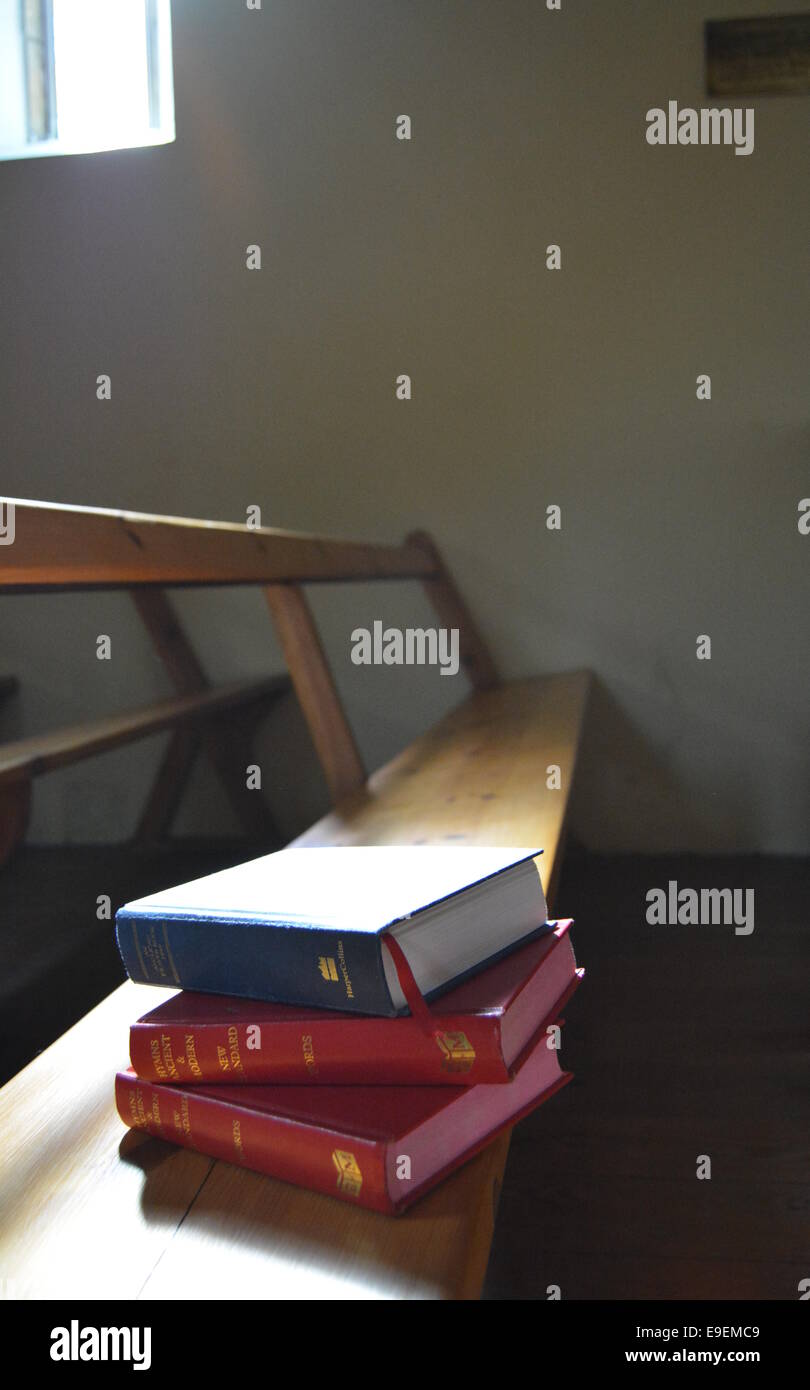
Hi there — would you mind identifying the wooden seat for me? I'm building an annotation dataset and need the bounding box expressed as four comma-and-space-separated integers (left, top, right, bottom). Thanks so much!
0, 671, 589, 1299
0, 500, 591, 1299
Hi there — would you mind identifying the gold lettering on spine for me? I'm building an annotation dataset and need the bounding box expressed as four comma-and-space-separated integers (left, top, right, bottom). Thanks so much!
337, 940, 354, 999
184, 1033, 202, 1077
301, 1034, 318, 1076
127, 1087, 148, 1128
161, 924, 181, 984
227, 1026, 244, 1075
140, 923, 173, 983
179, 1095, 192, 1140
332, 1150, 362, 1197
129, 921, 148, 979
160, 1033, 179, 1080
148, 1036, 168, 1080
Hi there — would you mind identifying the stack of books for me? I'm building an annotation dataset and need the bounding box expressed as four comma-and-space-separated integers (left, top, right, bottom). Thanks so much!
114, 846, 582, 1215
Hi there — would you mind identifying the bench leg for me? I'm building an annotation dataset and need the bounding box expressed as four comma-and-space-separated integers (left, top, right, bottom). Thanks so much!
0, 779, 31, 867
131, 589, 282, 844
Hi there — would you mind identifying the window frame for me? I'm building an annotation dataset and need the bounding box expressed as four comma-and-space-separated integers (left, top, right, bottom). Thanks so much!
1, 0, 174, 162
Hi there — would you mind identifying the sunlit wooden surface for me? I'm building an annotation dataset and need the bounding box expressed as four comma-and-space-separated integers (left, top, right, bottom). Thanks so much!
0, 671, 590, 1300
0, 499, 435, 591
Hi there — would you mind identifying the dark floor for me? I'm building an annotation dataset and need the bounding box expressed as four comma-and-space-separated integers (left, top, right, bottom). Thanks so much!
2, 839, 808, 1299
0, 838, 264, 1085
483, 844, 810, 1300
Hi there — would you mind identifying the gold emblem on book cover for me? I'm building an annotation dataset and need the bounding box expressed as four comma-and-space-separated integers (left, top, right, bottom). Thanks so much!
318, 955, 339, 982
435, 1030, 476, 1073
332, 1149, 363, 1197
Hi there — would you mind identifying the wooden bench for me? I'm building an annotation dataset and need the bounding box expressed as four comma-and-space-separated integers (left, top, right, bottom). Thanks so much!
0, 499, 591, 1300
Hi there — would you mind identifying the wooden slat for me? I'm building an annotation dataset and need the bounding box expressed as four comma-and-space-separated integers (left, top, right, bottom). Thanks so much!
131, 589, 210, 693
0, 671, 590, 1300
0, 500, 437, 592
132, 590, 282, 844
134, 726, 202, 842
264, 584, 366, 803
0, 677, 289, 786
407, 531, 499, 691
706, 14, 810, 96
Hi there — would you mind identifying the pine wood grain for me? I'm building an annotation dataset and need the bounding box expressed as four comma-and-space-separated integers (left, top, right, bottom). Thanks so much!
264, 584, 366, 804
294, 672, 591, 906
0, 500, 436, 592
0, 671, 590, 1300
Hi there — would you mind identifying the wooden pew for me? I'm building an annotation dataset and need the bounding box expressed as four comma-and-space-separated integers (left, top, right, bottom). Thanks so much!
0, 499, 591, 1299
0, 502, 440, 858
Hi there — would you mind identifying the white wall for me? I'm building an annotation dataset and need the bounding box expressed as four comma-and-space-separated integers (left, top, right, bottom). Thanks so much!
1, 0, 808, 852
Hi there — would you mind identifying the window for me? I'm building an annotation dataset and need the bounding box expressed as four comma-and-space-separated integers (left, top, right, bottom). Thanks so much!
0, 0, 174, 160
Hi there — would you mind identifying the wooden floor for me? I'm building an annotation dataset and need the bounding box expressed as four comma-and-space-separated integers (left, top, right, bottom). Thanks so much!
483, 846, 810, 1300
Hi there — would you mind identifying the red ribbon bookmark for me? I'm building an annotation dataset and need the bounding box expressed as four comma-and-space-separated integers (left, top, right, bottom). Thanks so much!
380, 933, 436, 1033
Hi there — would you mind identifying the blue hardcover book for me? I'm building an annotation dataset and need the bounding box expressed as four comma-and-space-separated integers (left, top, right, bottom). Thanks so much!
115, 845, 548, 1016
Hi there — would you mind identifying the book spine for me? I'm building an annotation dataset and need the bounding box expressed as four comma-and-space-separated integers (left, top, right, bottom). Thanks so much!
129, 1013, 509, 1085
115, 1072, 393, 1213
115, 912, 395, 1015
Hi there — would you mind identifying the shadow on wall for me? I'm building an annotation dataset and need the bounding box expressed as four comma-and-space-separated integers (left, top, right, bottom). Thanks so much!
569, 675, 765, 855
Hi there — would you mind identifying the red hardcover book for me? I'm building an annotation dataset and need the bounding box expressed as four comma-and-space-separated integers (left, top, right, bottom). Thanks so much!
115, 1025, 571, 1214
129, 920, 581, 1085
